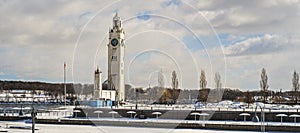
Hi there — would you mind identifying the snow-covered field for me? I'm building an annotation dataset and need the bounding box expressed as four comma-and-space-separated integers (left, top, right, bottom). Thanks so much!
0, 121, 293, 133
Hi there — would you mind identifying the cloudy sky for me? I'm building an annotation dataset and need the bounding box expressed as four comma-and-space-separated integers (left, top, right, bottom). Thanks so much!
0, 0, 299, 91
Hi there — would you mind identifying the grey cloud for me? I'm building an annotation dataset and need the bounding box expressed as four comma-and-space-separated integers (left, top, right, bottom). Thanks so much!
188, 0, 300, 34
225, 34, 290, 56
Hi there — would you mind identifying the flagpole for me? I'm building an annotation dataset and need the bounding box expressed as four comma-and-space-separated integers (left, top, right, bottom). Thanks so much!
64, 62, 66, 107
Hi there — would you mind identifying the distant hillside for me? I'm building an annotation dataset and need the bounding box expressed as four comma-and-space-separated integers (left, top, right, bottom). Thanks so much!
0, 80, 75, 93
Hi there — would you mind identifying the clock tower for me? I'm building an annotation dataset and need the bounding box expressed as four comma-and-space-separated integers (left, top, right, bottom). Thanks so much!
108, 13, 125, 102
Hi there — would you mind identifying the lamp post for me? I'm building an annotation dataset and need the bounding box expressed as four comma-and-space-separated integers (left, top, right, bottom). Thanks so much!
276, 114, 287, 125
252, 96, 265, 132
289, 114, 300, 124
239, 113, 250, 122
135, 89, 138, 110
64, 62, 66, 107
31, 106, 37, 133
190, 112, 200, 121
199, 113, 209, 127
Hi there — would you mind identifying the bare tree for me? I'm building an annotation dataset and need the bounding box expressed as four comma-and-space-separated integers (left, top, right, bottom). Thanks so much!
244, 91, 253, 108
199, 70, 207, 103
159, 88, 172, 104
215, 72, 222, 89
171, 70, 179, 90
260, 68, 269, 103
292, 70, 299, 104
199, 70, 207, 89
171, 70, 179, 103
214, 72, 222, 102
198, 88, 209, 102
157, 69, 165, 102
158, 69, 165, 89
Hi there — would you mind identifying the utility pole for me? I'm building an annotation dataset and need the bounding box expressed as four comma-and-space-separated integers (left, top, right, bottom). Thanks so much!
31, 106, 36, 133
135, 88, 138, 110
64, 62, 66, 107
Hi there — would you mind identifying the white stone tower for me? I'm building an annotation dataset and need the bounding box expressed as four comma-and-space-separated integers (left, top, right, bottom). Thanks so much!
108, 13, 125, 102
93, 67, 102, 99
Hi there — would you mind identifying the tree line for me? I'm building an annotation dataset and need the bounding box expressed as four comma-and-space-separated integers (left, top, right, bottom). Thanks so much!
1, 67, 299, 105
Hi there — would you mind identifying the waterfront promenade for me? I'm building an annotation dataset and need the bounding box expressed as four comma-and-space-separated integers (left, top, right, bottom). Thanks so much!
1, 103, 300, 132
32, 116, 300, 132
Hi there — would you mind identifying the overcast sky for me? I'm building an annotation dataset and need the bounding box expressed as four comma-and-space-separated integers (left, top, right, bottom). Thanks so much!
0, 0, 299, 91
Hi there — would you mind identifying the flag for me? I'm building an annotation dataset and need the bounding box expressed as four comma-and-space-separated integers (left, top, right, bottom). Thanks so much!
64, 62, 66, 69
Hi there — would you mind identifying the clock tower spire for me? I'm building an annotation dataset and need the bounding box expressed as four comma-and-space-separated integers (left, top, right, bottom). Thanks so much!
108, 12, 125, 103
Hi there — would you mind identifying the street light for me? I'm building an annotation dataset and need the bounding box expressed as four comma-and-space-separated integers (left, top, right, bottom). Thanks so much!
93, 111, 103, 119
31, 106, 37, 133
239, 113, 250, 122
199, 113, 209, 127
289, 114, 300, 124
127, 111, 136, 118
73, 110, 81, 118
252, 96, 265, 132
190, 112, 200, 121
135, 89, 138, 110
276, 114, 287, 125
152, 112, 162, 119
109, 111, 118, 118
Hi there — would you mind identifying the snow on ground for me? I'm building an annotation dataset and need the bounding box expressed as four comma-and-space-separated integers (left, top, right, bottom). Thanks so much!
115, 102, 300, 113
83, 117, 300, 127
0, 121, 293, 133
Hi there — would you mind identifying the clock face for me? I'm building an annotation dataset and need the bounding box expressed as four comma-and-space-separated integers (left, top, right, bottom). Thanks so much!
111, 38, 118, 46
